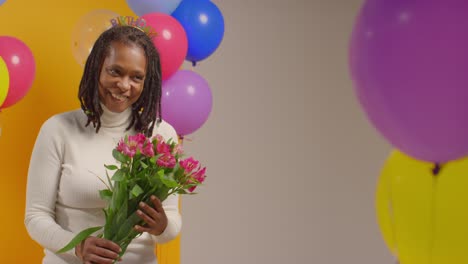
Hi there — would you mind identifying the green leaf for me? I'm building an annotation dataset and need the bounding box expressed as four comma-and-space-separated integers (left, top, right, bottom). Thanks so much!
150, 154, 164, 164
113, 149, 128, 163
115, 181, 128, 213
174, 166, 185, 180
140, 161, 148, 169
105, 170, 113, 189
111, 170, 125, 181
157, 169, 165, 178
99, 189, 113, 202
105, 164, 119, 170
136, 170, 146, 180
115, 198, 128, 226
149, 174, 163, 189
105, 181, 128, 241
113, 212, 143, 244
156, 189, 171, 202
160, 173, 178, 188
177, 189, 189, 195
172, 162, 180, 172
56, 226, 102, 253
171, 163, 181, 180
131, 184, 144, 198
104, 208, 114, 239
109, 181, 119, 212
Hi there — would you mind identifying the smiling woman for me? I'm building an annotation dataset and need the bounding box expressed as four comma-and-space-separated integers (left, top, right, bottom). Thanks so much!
98, 42, 147, 113
24, 25, 182, 264
79, 25, 163, 136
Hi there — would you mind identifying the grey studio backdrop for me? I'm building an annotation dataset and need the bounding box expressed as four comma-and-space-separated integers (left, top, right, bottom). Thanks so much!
180, 1, 393, 263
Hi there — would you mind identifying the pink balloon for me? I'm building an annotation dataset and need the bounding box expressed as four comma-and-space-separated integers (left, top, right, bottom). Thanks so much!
141, 13, 188, 80
162, 70, 212, 136
0, 36, 36, 109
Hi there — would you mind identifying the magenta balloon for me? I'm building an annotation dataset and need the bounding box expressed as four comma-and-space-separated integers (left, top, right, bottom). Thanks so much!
162, 70, 212, 136
350, 0, 468, 163
0, 36, 36, 109
141, 13, 188, 80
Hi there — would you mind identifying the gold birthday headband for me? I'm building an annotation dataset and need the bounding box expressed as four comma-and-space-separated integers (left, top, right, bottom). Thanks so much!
110, 16, 157, 38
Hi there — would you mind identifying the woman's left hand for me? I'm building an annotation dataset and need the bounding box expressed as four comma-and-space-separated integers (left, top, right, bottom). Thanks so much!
134, 195, 168, 236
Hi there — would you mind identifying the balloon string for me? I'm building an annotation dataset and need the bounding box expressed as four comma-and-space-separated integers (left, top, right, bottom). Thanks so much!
428, 173, 439, 264
177, 135, 194, 145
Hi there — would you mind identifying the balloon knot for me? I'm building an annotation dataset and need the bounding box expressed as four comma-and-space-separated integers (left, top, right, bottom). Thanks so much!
432, 163, 442, 176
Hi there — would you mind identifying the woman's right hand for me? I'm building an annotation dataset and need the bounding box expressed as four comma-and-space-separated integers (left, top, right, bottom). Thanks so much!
75, 236, 121, 264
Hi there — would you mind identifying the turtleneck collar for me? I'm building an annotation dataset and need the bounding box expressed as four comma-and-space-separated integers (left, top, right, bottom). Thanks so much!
100, 103, 133, 129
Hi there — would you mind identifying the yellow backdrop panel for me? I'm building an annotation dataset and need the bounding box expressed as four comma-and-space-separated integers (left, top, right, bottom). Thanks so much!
0, 0, 180, 262
376, 150, 468, 264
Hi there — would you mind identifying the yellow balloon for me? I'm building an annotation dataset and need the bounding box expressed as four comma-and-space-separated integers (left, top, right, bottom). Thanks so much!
376, 150, 468, 263
71, 9, 119, 66
0, 57, 9, 107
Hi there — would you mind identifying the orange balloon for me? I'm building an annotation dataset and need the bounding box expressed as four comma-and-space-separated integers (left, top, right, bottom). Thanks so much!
71, 9, 119, 66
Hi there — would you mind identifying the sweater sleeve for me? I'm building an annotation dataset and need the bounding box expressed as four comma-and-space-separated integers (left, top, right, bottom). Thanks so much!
151, 121, 182, 244
24, 117, 78, 258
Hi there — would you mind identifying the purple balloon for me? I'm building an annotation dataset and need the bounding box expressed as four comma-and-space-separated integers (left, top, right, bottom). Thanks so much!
349, 0, 468, 163
162, 70, 213, 136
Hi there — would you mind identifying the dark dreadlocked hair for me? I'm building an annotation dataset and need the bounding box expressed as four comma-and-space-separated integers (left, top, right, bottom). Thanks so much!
78, 25, 162, 137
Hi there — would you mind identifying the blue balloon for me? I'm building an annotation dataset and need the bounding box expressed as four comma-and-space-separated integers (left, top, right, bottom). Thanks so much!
126, 0, 182, 16
172, 0, 225, 65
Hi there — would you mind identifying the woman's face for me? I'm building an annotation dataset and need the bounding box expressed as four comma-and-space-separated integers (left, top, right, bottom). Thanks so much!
98, 41, 147, 113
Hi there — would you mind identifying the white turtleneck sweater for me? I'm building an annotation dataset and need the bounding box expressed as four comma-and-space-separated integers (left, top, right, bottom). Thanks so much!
25, 105, 182, 264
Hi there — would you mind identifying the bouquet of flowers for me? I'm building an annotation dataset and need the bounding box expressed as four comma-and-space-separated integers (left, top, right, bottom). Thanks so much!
57, 133, 206, 260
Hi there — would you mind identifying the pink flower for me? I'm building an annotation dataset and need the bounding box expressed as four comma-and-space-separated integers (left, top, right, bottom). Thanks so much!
116, 139, 137, 157
188, 167, 207, 192
180, 157, 200, 174
154, 134, 164, 143
156, 141, 172, 155
141, 141, 154, 157
193, 167, 206, 182
116, 133, 150, 158
157, 153, 176, 168
173, 144, 183, 155
128, 134, 145, 148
